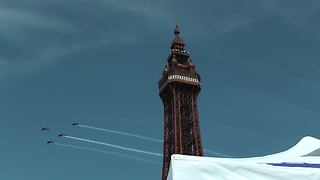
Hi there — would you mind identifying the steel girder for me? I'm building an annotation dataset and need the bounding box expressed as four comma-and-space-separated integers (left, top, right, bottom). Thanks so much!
160, 82, 203, 180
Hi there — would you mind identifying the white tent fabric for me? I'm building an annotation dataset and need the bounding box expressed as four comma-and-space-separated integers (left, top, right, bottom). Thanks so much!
167, 136, 320, 180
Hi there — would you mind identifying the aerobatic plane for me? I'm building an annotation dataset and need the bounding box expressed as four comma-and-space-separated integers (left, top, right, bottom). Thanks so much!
58, 134, 65, 137
47, 140, 54, 144
72, 122, 79, 126
41, 127, 49, 131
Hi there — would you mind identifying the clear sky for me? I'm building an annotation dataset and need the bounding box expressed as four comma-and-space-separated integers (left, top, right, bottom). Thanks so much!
0, 0, 320, 180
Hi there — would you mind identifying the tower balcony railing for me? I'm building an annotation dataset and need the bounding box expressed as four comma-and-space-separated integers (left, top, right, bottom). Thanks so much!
167, 51, 189, 61
158, 66, 201, 87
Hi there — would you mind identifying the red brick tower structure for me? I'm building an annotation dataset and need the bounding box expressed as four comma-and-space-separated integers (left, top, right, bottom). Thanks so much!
159, 25, 204, 180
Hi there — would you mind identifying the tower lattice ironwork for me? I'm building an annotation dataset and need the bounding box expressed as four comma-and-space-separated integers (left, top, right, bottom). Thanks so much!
159, 25, 203, 180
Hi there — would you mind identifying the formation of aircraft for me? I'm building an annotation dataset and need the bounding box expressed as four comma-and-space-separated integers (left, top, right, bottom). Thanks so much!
72, 122, 79, 126
43, 123, 77, 144
41, 127, 49, 131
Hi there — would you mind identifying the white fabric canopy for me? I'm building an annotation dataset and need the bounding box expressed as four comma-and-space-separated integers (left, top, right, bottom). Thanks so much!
167, 136, 320, 180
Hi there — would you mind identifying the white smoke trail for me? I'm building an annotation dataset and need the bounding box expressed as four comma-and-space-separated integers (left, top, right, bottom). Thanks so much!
77, 124, 232, 157
203, 149, 232, 158
78, 125, 163, 143
64, 135, 163, 157
54, 143, 161, 165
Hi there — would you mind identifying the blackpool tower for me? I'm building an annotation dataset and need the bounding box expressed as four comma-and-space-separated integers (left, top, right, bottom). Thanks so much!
158, 25, 204, 180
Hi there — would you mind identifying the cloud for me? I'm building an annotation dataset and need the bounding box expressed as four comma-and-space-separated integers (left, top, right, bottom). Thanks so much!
0, 0, 318, 82
172, 0, 320, 39
0, 8, 75, 40
0, 1, 146, 81
259, 0, 320, 29
0, 43, 82, 83
0, 6, 81, 81
99, 0, 169, 21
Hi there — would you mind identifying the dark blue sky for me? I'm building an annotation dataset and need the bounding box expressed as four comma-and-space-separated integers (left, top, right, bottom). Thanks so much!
0, 0, 320, 179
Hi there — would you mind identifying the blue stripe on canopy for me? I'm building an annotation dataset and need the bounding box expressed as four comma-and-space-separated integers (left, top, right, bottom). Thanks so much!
266, 163, 320, 168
